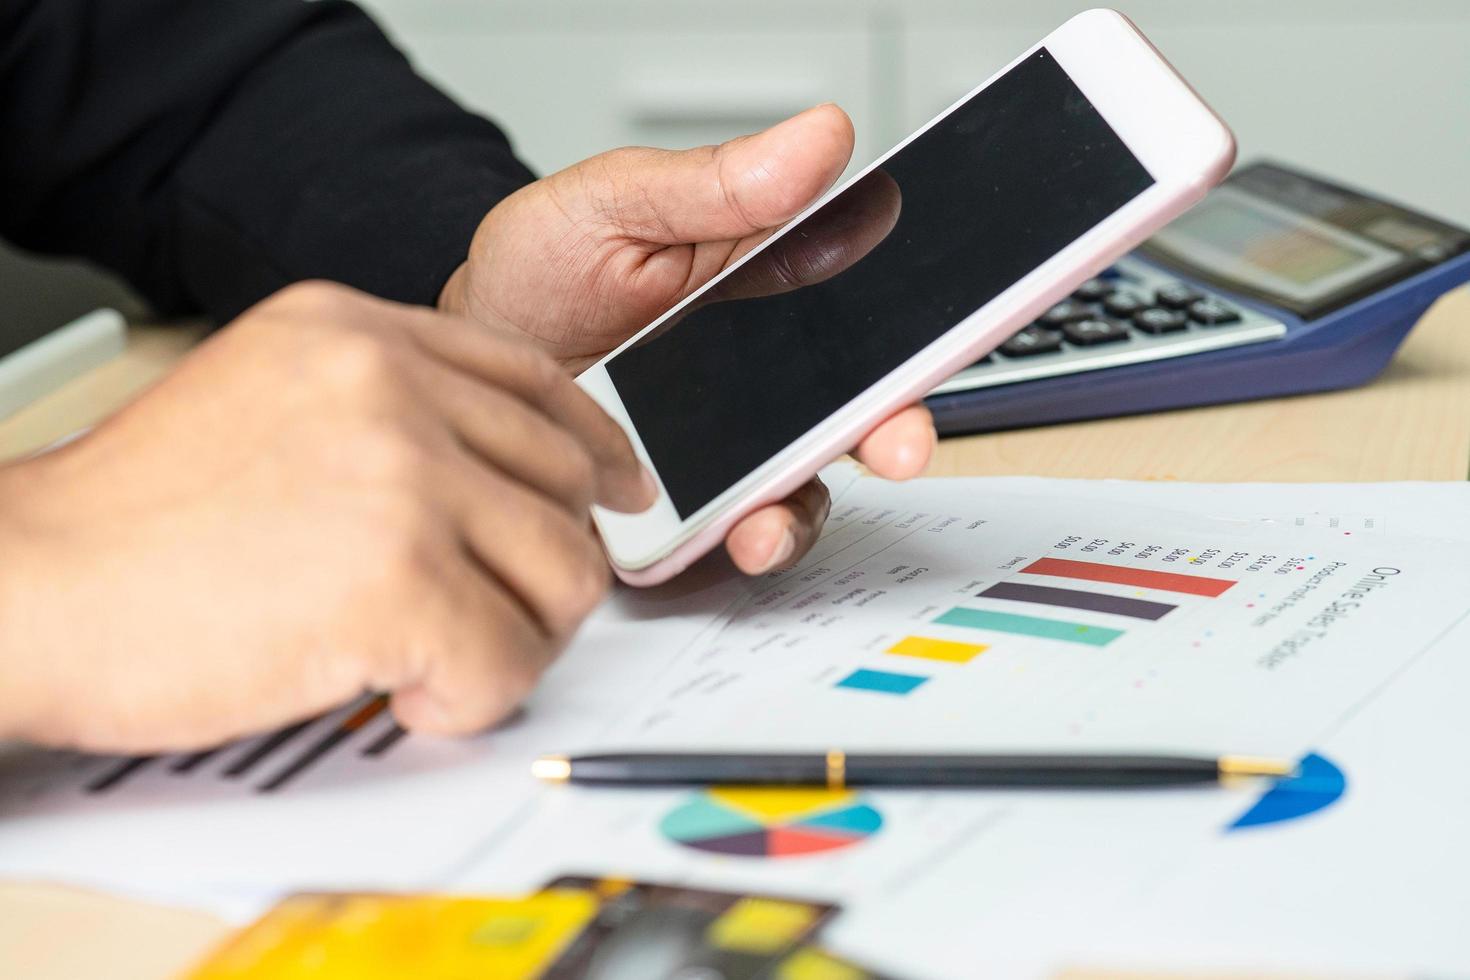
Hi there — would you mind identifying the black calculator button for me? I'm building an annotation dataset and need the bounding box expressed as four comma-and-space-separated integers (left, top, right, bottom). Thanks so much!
1102, 291, 1148, 318
1037, 300, 1093, 327
1186, 298, 1242, 326
1155, 283, 1204, 309
1133, 307, 1188, 334
999, 326, 1065, 357
1062, 318, 1130, 346
1072, 278, 1115, 302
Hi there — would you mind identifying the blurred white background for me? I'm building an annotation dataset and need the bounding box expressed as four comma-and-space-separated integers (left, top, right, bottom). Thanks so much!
360, 0, 1470, 221
5, 0, 1468, 322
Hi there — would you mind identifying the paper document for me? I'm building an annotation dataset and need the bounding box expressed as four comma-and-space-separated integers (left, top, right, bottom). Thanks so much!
441, 476, 1470, 977
577, 478, 1470, 756
0, 565, 748, 902
1057, 610, 1470, 975
0, 470, 1466, 978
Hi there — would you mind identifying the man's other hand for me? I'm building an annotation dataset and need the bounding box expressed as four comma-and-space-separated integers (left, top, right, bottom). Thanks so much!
0, 282, 653, 753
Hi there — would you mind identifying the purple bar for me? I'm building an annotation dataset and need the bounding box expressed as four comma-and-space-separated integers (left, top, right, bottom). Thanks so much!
980, 581, 1175, 621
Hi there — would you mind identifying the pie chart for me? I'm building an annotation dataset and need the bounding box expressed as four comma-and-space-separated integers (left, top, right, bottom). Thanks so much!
659, 787, 883, 858
1227, 751, 1346, 831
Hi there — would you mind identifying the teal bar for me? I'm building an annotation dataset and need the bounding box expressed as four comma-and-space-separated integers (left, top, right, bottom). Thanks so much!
934, 607, 1123, 646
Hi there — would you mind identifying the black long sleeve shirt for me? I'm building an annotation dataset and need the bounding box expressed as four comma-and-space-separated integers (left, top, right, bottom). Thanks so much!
0, 0, 535, 321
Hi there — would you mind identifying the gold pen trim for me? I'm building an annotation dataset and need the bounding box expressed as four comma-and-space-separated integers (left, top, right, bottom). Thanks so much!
825, 749, 846, 790
1217, 755, 1295, 780
531, 755, 571, 783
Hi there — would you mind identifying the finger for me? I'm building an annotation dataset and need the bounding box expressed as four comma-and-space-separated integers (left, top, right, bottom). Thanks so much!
389, 556, 555, 735
414, 357, 599, 516
710, 168, 902, 302
852, 405, 936, 480
576, 104, 855, 245
443, 448, 611, 639
724, 478, 832, 576
593, 167, 902, 364
407, 316, 655, 512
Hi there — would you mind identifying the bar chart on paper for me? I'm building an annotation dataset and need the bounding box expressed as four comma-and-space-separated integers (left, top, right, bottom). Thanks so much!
606, 479, 1470, 757
4, 694, 413, 810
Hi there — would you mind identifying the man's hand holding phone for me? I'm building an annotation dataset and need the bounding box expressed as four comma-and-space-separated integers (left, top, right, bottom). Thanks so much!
438, 104, 937, 576
514, 11, 1232, 584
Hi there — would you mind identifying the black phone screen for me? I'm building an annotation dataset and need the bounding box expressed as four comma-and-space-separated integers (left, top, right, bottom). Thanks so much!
605, 49, 1153, 518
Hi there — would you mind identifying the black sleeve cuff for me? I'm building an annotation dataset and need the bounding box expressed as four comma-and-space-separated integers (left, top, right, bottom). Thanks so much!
165, 2, 535, 321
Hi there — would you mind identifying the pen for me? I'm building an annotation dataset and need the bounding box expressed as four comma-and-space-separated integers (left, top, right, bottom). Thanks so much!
530, 751, 1296, 789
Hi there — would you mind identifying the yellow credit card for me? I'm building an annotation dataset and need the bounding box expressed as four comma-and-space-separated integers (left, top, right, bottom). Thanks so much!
185, 889, 598, 980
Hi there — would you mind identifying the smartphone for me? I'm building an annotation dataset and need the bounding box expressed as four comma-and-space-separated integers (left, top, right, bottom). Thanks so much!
578, 9, 1235, 585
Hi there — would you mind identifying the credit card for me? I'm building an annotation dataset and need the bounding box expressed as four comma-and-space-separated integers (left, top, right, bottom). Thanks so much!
184, 889, 598, 979
763, 944, 901, 980
539, 875, 838, 979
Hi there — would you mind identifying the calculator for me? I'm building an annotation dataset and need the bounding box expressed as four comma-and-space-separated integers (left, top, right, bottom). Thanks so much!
926, 161, 1470, 435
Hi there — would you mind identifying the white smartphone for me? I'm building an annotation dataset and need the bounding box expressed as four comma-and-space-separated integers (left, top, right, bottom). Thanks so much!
578, 9, 1235, 585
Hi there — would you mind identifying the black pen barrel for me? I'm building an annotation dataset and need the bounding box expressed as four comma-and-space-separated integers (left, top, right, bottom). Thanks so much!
844, 754, 1220, 787
567, 753, 828, 786
562, 752, 1223, 787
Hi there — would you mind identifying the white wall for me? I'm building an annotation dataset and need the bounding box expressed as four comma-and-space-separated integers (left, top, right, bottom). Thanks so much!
5, 1, 1466, 332
360, 0, 1470, 225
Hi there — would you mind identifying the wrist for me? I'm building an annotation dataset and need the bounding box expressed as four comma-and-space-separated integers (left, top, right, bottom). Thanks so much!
0, 457, 61, 742
437, 262, 472, 317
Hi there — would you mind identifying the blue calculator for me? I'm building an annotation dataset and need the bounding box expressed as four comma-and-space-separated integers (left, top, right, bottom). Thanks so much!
926, 161, 1470, 435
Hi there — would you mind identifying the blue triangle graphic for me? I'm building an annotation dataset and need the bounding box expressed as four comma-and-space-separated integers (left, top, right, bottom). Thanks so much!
1227, 752, 1346, 832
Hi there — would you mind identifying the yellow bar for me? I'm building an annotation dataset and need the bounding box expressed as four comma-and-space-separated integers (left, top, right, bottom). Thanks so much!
885, 635, 988, 663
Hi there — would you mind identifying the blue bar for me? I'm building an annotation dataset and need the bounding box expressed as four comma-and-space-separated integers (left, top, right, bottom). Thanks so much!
836, 668, 929, 695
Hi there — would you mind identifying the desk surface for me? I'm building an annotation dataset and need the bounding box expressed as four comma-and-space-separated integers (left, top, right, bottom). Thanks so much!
2, 288, 1468, 978
4, 294, 1470, 479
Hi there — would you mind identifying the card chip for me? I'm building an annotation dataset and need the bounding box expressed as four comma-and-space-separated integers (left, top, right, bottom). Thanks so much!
706, 897, 821, 954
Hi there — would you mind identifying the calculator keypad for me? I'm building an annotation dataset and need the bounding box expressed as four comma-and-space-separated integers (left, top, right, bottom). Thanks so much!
1133, 308, 1188, 334
931, 257, 1288, 398
1187, 298, 1243, 326
1102, 291, 1148, 318
1071, 278, 1115, 302
1154, 282, 1204, 309
1062, 318, 1130, 346
1000, 326, 1064, 357
1037, 300, 1093, 327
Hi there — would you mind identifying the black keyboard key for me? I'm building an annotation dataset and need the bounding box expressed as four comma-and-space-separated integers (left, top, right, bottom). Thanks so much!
1037, 300, 1093, 327
1133, 307, 1188, 334
1102, 291, 1148, 318
1062, 317, 1130, 346
1187, 298, 1242, 326
1072, 278, 1115, 302
1155, 282, 1204, 309
999, 326, 1064, 357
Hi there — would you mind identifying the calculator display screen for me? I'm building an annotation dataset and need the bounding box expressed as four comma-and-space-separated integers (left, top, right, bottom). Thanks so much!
1145, 187, 1400, 309
1140, 162, 1470, 320
604, 49, 1154, 519
1172, 198, 1376, 287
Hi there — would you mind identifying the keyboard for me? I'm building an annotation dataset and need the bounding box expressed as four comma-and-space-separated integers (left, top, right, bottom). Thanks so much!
931, 257, 1287, 397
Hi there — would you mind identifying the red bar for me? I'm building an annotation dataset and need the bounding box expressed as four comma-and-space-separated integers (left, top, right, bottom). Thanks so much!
1022, 557, 1235, 597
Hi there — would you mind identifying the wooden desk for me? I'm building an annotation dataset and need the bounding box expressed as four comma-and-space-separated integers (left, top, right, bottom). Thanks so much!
0, 323, 205, 461
3, 289, 1468, 978
4, 294, 1469, 477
